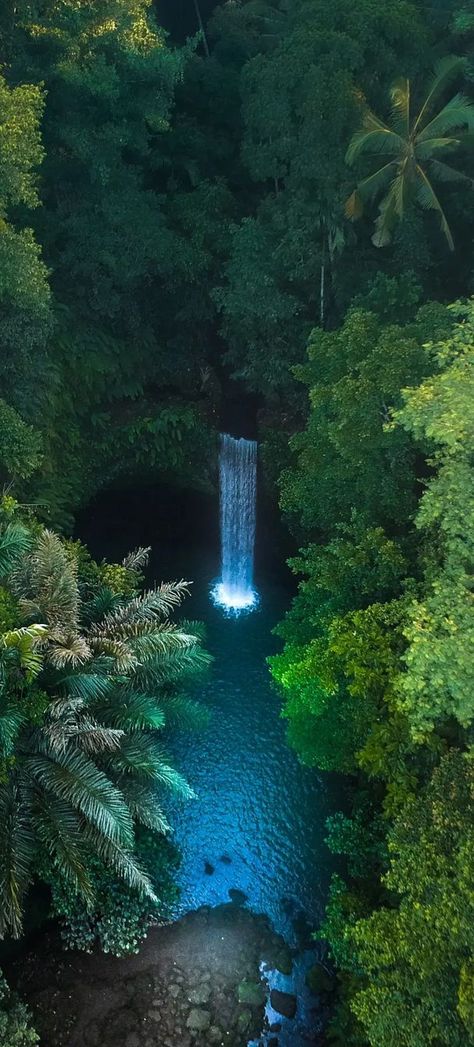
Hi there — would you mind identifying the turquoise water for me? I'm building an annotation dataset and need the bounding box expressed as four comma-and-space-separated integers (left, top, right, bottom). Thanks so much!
78, 489, 337, 1042
165, 554, 334, 943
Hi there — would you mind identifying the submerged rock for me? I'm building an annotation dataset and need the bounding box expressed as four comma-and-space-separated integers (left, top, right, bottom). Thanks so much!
228, 887, 248, 906
204, 861, 215, 875
237, 978, 267, 1007
186, 1007, 211, 1032
270, 989, 297, 1019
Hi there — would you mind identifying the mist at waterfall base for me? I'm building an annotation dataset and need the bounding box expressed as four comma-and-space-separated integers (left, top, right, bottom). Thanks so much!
76, 480, 339, 1046
211, 433, 258, 614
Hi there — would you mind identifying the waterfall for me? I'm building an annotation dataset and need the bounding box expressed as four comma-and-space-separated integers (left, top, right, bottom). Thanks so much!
212, 433, 258, 612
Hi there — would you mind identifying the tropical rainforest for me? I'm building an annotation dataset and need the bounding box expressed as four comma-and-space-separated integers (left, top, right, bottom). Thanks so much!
0, 0, 473, 1045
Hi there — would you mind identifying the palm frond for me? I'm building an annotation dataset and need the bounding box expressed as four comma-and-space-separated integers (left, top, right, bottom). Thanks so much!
179, 619, 208, 643
44, 699, 124, 756
0, 703, 24, 757
390, 77, 410, 135
26, 745, 135, 846
416, 136, 466, 159
35, 794, 93, 900
345, 189, 363, 220
0, 781, 35, 938
98, 690, 166, 732
56, 668, 112, 704
88, 636, 137, 672
89, 581, 192, 636
82, 824, 157, 901
161, 693, 209, 730
122, 547, 151, 572
47, 632, 91, 669
16, 531, 80, 633
1, 624, 47, 679
345, 161, 397, 219
413, 54, 467, 134
106, 735, 195, 798
417, 94, 474, 142
133, 649, 210, 691
415, 164, 455, 249
128, 627, 199, 661
0, 524, 32, 578
372, 178, 403, 247
118, 780, 171, 835
346, 111, 403, 165
83, 587, 121, 624
427, 159, 474, 184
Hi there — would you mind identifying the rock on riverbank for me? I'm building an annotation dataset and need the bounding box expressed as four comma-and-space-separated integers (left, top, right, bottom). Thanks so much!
8, 904, 296, 1047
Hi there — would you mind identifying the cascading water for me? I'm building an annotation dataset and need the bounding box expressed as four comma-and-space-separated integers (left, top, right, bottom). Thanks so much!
211, 433, 258, 613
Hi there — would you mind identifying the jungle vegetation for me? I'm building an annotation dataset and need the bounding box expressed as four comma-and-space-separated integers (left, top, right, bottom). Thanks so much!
0, 0, 472, 1043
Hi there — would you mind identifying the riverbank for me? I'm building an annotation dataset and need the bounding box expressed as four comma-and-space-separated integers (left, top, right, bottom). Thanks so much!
7, 904, 323, 1047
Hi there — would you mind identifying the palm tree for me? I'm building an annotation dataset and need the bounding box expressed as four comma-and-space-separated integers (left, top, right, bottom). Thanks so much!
345, 56, 474, 250
192, 0, 210, 58
0, 524, 209, 937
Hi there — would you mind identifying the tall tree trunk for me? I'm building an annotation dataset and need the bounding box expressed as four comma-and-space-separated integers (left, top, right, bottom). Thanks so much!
192, 0, 210, 58
320, 239, 326, 328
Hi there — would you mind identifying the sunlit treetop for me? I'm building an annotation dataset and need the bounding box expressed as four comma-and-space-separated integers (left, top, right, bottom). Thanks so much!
0, 74, 44, 213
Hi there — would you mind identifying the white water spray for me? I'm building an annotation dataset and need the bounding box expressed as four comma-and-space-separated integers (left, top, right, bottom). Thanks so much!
211, 433, 258, 613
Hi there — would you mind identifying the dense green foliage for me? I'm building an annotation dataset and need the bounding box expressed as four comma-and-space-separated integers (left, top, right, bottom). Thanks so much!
0, 0, 472, 1042
0, 497, 209, 956
346, 56, 474, 250
271, 301, 474, 1044
0, 970, 38, 1046
0, 0, 218, 526
2, 0, 473, 521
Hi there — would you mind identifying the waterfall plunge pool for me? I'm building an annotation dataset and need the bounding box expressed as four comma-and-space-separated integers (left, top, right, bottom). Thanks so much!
75, 483, 340, 1045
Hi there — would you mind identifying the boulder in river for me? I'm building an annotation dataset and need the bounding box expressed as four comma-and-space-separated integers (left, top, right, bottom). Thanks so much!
237, 977, 266, 1006
229, 887, 248, 906
270, 988, 297, 1019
